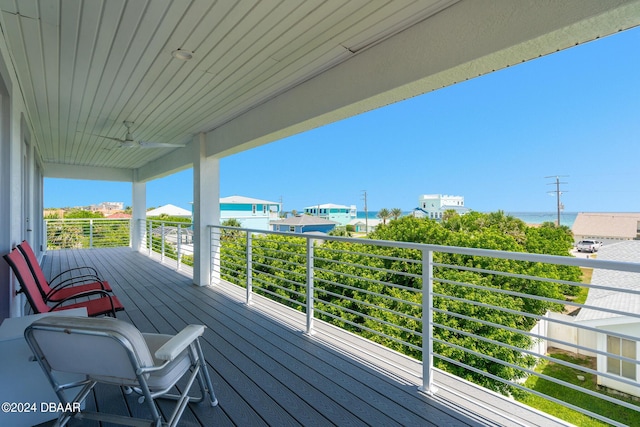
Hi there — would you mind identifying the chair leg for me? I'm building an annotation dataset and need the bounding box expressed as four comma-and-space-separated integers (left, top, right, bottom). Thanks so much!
136, 375, 163, 426
194, 338, 218, 406
54, 380, 96, 427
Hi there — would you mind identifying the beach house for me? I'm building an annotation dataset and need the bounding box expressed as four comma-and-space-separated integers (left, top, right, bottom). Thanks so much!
573, 241, 640, 397
413, 194, 470, 220
573, 212, 640, 244
220, 195, 281, 231
304, 203, 357, 226
270, 215, 338, 234
146, 204, 192, 218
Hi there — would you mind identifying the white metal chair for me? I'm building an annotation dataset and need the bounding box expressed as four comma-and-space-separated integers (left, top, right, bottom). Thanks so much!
24, 316, 218, 427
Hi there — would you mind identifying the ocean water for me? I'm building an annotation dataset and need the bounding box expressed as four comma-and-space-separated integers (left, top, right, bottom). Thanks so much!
505, 212, 578, 228
357, 211, 577, 228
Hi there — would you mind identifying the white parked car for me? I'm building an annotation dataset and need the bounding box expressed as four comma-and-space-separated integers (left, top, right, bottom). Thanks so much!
576, 240, 602, 253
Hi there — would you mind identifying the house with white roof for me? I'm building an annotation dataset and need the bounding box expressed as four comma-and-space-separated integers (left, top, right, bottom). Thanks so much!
146, 204, 192, 218
575, 241, 640, 397
412, 194, 470, 220
220, 196, 281, 231
304, 203, 356, 226
348, 218, 381, 233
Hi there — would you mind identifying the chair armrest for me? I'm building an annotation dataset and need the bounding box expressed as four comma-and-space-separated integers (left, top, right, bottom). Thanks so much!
49, 267, 101, 286
49, 276, 108, 292
155, 325, 205, 361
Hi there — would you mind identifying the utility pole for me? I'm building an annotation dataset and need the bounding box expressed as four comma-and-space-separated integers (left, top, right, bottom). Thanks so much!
362, 190, 368, 234
545, 175, 568, 226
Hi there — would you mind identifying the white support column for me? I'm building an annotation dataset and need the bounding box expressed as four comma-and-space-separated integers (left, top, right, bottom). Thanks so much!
131, 179, 146, 252
0, 81, 12, 321
193, 133, 220, 287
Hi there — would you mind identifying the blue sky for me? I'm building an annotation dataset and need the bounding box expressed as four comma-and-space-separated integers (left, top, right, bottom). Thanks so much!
45, 26, 640, 213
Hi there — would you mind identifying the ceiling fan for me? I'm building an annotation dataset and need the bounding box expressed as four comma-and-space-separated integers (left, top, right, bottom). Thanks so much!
88, 121, 185, 149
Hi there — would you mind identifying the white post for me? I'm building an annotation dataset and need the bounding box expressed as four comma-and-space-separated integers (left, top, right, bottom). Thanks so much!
246, 232, 252, 304
161, 222, 165, 261
177, 224, 182, 270
419, 249, 437, 395
148, 220, 152, 256
131, 179, 146, 252
193, 133, 220, 286
306, 238, 315, 335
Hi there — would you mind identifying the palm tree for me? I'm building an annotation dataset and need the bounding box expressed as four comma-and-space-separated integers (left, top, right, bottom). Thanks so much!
442, 209, 458, 222
377, 208, 391, 225
221, 218, 242, 227
390, 208, 402, 220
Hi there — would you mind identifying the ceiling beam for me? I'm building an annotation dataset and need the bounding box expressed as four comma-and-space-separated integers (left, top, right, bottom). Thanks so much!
135, 140, 194, 183
43, 163, 133, 182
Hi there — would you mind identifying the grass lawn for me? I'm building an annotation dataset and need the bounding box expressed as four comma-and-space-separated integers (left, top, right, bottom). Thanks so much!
516, 352, 640, 426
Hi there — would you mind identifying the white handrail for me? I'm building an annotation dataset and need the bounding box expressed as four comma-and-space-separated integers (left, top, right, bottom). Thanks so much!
208, 224, 640, 425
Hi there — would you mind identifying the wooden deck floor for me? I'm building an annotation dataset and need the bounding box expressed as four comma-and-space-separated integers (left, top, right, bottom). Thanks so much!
38, 247, 571, 427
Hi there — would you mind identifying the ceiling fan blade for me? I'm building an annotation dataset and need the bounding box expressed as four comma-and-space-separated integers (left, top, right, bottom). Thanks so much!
86, 133, 125, 143
138, 141, 185, 148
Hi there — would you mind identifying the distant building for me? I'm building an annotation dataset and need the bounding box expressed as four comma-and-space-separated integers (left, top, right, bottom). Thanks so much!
575, 241, 640, 397
572, 212, 640, 244
412, 194, 470, 220
348, 218, 381, 233
271, 215, 338, 234
146, 204, 192, 218
304, 203, 356, 226
220, 195, 281, 231
89, 201, 124, 215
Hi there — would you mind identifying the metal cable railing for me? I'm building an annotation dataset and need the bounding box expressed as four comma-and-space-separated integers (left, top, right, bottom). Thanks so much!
45, 218, 131, 249
209, 224, 640, 426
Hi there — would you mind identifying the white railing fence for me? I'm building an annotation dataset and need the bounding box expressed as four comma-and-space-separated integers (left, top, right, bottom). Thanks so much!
210, 225, 640, 427
43, 219, 640, 425
45, 218, 131, 249
140, 219, 194, 271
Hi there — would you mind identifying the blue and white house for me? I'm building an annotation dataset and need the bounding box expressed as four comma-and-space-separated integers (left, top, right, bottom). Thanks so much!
413, 194, 470, 220
220, 196, 281, 231
271, 215, 338, 234
304, 203, 357, 226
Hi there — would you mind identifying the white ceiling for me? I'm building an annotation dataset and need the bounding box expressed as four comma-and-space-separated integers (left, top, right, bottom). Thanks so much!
0, 0, 639, 181
0, 0, 457, 170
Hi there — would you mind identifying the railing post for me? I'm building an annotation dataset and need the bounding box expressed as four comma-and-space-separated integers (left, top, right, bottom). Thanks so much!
306, 237, 315, 335
148, 220, 152, 256
161, 222, 165, 261
419, 248, 436, 395
177, 224, 182, 270
246, 232, 253, 304
89, 219, 93, 248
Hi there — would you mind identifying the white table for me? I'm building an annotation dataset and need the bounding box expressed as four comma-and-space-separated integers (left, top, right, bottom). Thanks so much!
0, 309, 87, 427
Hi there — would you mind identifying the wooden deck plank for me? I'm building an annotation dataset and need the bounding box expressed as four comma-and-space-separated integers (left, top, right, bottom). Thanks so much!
84, 248, 440, 426
83, 249, 274, 426
106, 251, 332, 426
39, 247, 572, 427
109, 250, 435, 427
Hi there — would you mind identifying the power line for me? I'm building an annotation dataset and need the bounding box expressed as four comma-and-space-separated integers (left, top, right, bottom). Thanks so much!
545, 175, 568, 226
